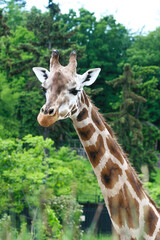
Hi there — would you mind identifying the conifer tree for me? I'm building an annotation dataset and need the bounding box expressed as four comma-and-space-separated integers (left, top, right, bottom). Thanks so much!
106, 64, 150, 172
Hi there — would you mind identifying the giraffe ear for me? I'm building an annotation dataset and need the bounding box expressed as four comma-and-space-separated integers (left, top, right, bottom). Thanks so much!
32, 67, 50, 83
80, 68, 101, 87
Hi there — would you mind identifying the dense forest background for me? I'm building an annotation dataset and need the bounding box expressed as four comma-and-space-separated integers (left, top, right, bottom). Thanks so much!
1, 0, 160, 239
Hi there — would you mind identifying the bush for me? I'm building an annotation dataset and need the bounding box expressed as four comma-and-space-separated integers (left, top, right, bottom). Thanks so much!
0, 135, 86, 239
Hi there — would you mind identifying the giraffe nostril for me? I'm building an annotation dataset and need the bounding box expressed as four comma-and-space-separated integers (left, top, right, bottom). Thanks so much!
49, 108, 54, 115
41, 107, 44, 113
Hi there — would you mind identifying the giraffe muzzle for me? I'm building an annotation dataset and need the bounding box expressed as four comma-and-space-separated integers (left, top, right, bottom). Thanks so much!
37, 110, 59, 127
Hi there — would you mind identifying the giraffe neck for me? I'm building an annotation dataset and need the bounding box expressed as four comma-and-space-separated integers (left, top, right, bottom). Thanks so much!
71, 91, 160, 239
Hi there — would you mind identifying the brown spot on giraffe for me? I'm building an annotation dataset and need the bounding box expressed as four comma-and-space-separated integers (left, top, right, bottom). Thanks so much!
71, 108, 77, 115
125, 168, 145, 200
101, 158, 122, 189
77, 123, 96, 141
85, 134, 105, 168
91, 108, 105, 131
144, 205, 158, 236
108, 184, 139, 229
77, 108, 88, 121
106, 136, 124, 164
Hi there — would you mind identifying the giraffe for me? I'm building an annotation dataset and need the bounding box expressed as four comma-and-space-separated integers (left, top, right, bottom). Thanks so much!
33, 50, 160, 239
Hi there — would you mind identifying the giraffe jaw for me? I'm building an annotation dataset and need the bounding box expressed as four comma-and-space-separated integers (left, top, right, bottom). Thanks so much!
37, 111, 59, 127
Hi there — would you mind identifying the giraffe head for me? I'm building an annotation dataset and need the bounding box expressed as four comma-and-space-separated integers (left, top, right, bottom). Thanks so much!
33, 50, 101, 127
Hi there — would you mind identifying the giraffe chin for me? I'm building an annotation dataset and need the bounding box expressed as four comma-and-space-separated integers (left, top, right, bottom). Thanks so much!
37, 111, 58, 127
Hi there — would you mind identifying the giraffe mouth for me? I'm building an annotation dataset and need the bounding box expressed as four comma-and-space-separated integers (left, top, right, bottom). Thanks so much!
37, 110, 59, 127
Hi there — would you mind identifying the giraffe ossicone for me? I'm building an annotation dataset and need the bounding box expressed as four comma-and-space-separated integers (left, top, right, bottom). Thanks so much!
33, 50, 160, 239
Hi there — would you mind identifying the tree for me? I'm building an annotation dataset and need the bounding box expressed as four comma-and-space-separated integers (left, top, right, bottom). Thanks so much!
0, 25, 42, 138
126, 27, 160, 67
70, 11, 131, 114
106, 64, 159, 173
133, 65, 160, 127
126, 29, 160, 128
0, 0, 26, 30
124, 29, 160, 172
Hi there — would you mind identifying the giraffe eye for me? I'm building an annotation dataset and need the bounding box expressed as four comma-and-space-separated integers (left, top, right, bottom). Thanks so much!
69, 88, 80, 95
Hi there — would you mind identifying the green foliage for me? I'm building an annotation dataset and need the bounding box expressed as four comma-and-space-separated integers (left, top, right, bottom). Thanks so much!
145, 168, 160, 207
0, 136, 69, 213
70, 11, 131, 113
135, 67, 160, 126
125, 29, 160, 128
0, 133, 101, 215
45, 205, 62, 238
0, 9, 9, 36
121, 32, 160, 173
0, 209, 61, 240
1, 0, 26, 30
106, 64, 159, 173
0, 135, 89, 239
51, 195, 83, 240
126, 28, 160, 67
0, 215, 18, 240
0, 213, 111, 240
